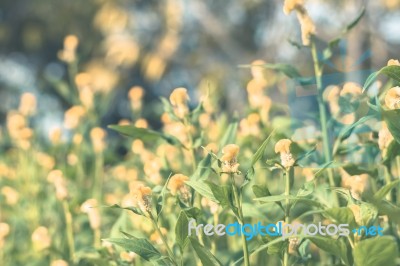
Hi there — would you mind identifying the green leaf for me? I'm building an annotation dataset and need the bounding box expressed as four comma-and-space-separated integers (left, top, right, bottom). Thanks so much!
363, 65, 400, 92
206, 181, 237, 216
104, 237, 162, 261
254, 194, 322, 207
157, 174, 173, 218
332, 115, 375, 155
185, 180, 217, 202
245, 131, 274, 180
108, 125, 183, 147
191, 154, 213, 181
324, 207, 356, 228
175, 211, 189, 250
374, 179, 400, 201
189, 237, 222, 266
104, 204, 144, 216
190, 101, 204, 123
308, 236, 349, 265
218, 120, 238, 151
353, 236, 398, 266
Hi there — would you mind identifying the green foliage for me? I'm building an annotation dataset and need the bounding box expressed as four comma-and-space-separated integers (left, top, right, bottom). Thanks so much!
353, 236, 398, 266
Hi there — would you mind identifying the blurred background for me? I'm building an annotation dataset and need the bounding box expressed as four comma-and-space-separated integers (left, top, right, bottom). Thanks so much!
0, 0, 399, 131
1, 0, 400, 265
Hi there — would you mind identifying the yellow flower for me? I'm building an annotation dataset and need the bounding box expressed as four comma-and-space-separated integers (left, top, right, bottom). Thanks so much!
168, 174, 189, 195
51, 260, 69, 266
47, 170, 68, 200
64, 106, 85, 129
283, 0, 304, 15
387, 59, 400, 66
340, 169, 369, 200
378, 122, 394, 155
150, 227, 168, 244
135, 119, 148, 129
349, 204, 362, 225
384, 86, 400, 110
129, 86, 145, 110
90, 127, 107, 153
1, 186, 19, 205
0, 223, 10, 239
58, 35, 79, 63
81, 199, 101, 229
49, 127, 62, 145
132, 185, 153, 213
169, 87, 190, 118
19, 93, 37, 116
221, 144, 240, 173
275, 139, 295, 168
283, 0, 315, 46
31, 226, 51, 250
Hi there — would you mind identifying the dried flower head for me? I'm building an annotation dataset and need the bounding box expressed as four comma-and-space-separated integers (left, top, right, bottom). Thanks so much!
132, 185, 153, 214
221, 144, 240, 173
168, 174, 190, 201
385, 86, 400, 110
275, 139, 295, 168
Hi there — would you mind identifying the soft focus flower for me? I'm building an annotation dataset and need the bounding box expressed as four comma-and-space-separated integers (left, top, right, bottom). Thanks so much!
384, 86, 400, 110
379, 122, 394, 156
47, 170, 69, 200
31, 226, 51, 250
64, 106, 85, 129
36, 152, 55, 170
220, 144, 240, 173
120, 251, 136, 262
1, 186, 19, 205
58, 35, 79, 63
169, 87, 190, 119
135, 119, 148, 129
129, 86, 145, 111
144, 159, 162, 185
275, 139, 295, 168
283, 0, 315, 46
49, 127, 63, 145
168, 174, 190, 197
349, 204, 362, 225
19, 93, 37, 116
150, 227, 167, 245
201, 197, 219, 214
6, 111, 33, 149
0, 222, 10, 248
203, 143, 218, 155
51, 260, 69, 266
341, 169, 369, 200
81, 199, 101, 229
240, 113, 261, 136
90, 127, 107, 153
387, 59, 400, 66
132, 185, 153, 214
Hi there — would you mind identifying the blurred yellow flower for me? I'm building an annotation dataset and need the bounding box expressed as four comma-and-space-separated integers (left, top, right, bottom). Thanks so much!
384, 86, 400, 110
132, 185, 153, 213
167, 174, 189, 195
349, 204, 362, 225
387, 59, 400, 66
150, 227, 167, 245
169, 87, 190, 119
19, 93, 37, 116
49, 127, 62, 145
120, 251, 136, 262
31, 226, 51, 250
47, 170, 68, 201
128, 86, 145, 111
90, 127, 107, 153
51, 260, 69, 266
81, 199, 101, 229
341, 169, 369, 200
1, 186, 19, 205
378, 122, 394, 155
64, 106, 85, 129
135, 119, 148, 129
283, 0, 315, 46
58, 35, 79, 63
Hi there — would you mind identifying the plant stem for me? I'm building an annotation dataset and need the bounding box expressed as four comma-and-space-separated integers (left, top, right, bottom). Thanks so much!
230, 175, 250, 266
310, 40, 339, 207
149, 212, 177, 266
62, 200, 75, 260
283, 168, 292, 266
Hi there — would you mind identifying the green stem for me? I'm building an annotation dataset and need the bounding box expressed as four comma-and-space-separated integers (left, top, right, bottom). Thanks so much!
230, 175, 250, 266
149, 212, 177, 266
62, 200, 75, 260
310, 40, 339, 207
283, 168, 292, 266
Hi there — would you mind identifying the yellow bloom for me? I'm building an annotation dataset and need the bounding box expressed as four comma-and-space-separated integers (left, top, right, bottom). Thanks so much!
132, 185, 153, 213
283, 0, 315, 46
150, 227, 168, 244
0, 223, 10, 239
47, 170, 68, 200
275, 139, 295, 168
168, 174, 189, 195
221, 144, 240, 173
49, 127, 62, 145
384, 86, 400, 110
387, 59, 400, 66
64, 106, 85, 129
135, 119, 148, 129
1, 186, 19, 205
58, 35, 79, 63
90, 127, 107, 153
378, 122, 394, 155
81, 199, 101, 229
283, 0, 304, 15
169, 87, 190, 118
31, 226, 51, 250
129, 86, 145, 110
19, 93, 37, 116
51, 260, 69, 266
